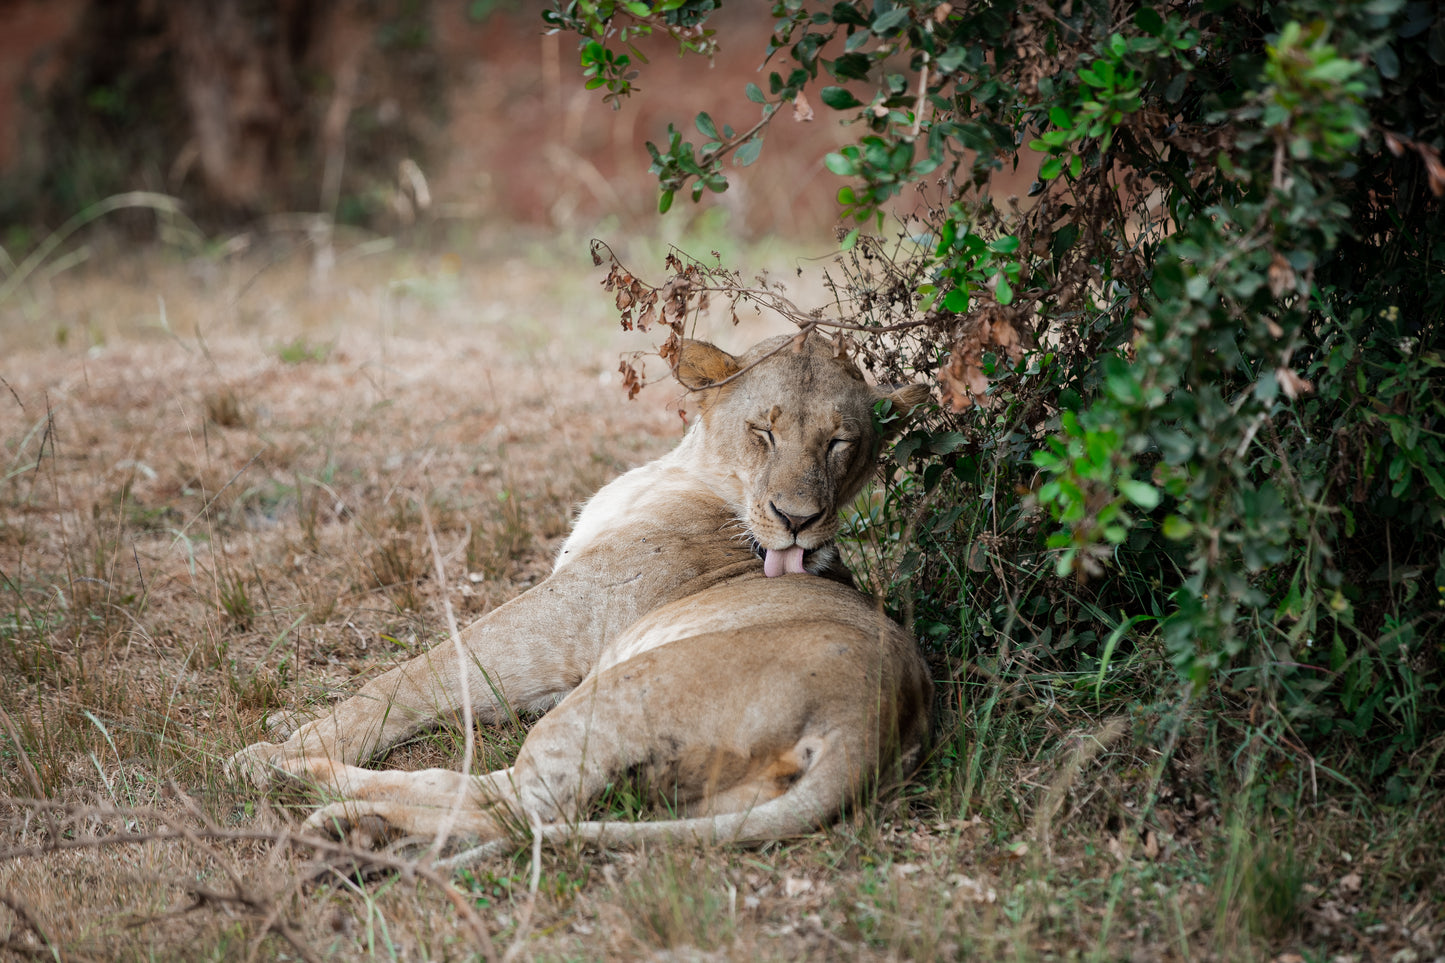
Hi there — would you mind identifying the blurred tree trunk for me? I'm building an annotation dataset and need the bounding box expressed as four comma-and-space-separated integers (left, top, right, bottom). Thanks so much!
168, 0, 311, 210
0, 0, 437, 226
166, 0, 374, 213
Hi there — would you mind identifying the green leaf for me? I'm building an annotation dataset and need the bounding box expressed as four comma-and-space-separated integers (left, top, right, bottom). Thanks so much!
824, 151, 855, 176
1040, 156, 1064, 180
820, 86, 863, 109
987, 235, 1020, 254
658, 189, 674, 213
1161, 515, 1193, 540
827, 52, 872, 81
871, 7, 909, 33
1420, 460, 1445, 500
1165, 71, 1188, 103
1374, 43, 1400, 79
745, 83, 766, 104
829, 2, 869, 26
944, 288, 970, 313
735, 138, 763, 166
995, 273, 1014, 305
840, 226, 860, 250
1119, 479, 1161, 510
695, 112, 718, 140
1133, 6, 1164, 34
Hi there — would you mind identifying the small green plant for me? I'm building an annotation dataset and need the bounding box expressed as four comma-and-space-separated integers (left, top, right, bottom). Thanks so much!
274, 338, 332, 365
620, 850, 736, 952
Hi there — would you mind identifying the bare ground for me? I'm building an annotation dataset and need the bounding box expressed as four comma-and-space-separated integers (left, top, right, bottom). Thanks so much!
2, 241, 1441, 962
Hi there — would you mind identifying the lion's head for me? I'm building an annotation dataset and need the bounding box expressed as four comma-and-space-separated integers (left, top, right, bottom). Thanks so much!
674, 333, 930, 577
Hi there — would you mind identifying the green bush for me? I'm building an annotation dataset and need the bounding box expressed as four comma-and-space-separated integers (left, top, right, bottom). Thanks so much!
550, 0, 1445, 788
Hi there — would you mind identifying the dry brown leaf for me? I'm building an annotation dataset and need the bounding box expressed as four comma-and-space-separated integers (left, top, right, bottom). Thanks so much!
792, 90, 814, 122
618, 359, 643, 400
1423, 146, 1445, 197
658, 333, 680, 369
1277, 367, 1314, 399
938, 310, 1028, 411
1268, 252, 1295, 297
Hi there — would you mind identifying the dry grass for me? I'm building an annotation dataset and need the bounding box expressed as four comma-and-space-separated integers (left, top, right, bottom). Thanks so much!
2, 239, 1441, 962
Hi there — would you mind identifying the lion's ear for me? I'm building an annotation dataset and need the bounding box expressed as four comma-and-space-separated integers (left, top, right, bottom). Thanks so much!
875, 383, 932, 439
673, 339, 741, 390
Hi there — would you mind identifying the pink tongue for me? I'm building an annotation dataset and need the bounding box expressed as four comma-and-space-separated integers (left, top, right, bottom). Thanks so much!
763, 546, 807, 578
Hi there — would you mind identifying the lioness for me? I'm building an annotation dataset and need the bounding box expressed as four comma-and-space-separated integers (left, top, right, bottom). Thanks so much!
231, 332, 932, 848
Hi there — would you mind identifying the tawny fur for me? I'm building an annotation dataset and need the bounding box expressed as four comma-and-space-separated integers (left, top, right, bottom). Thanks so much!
229, 333, 933, 849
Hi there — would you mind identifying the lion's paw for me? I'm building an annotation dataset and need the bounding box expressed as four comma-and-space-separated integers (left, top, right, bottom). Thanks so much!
226, 741, 302, 789
305, 801, 405, 850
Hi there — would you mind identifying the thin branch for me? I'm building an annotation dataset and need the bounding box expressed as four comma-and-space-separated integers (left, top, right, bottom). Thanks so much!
0, 893, 69, 963
0, 797, 498, 963
419, 495, 476, 859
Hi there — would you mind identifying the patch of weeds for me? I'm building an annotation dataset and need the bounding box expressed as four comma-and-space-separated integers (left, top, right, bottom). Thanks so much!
457, 864, 525, 910
587, 763, 653, 823
294, 467, 332, 552
230, 480, 294, 528
0, 705, 71, 798
274, 337, 332, 365
204, 389, 250, 428
388, 270, 459, 308
620, 849, 736, 953
366, 534, 426, 610
466, 488, 532, 579
0, 598, 68, 685
1212, 788, 1309, 954
229, 655, 291, 712
188, 630, 231, 671
302, 580, 339, 624
218, 572, 256, 630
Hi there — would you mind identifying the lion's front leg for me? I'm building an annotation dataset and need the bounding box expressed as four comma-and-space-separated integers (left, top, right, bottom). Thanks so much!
297, 763, 523, 861
229, 564, 631, 787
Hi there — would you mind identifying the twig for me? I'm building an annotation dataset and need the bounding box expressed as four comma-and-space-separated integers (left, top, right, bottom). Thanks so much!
0, 797, 498, 963
910, 27, 931, 140
131, 542, 147, 599
0, 892, 68, 962
500, 814, 546, 963
590, 239, 932, 397
0, 708, 57, 842
419, 495, 476, 858
168, 448, 266, 546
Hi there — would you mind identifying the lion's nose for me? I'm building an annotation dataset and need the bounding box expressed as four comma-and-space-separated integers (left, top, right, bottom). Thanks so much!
769, 501, 822, 535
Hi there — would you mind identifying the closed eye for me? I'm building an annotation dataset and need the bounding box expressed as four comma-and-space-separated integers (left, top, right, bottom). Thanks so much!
828, 438, 854, 456
750, 424, 775, 446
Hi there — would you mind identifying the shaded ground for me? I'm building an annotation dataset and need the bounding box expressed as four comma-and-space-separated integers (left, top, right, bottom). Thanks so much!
2, 241, 1442, 962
